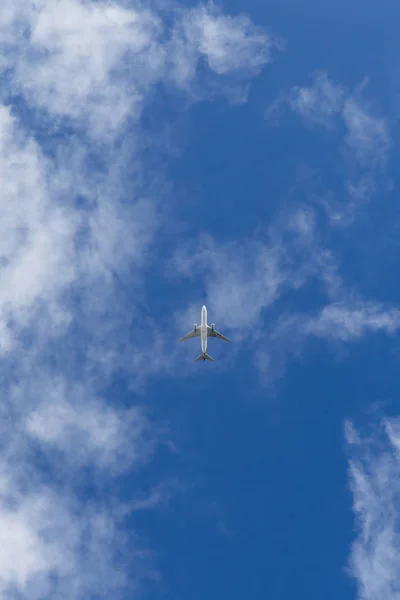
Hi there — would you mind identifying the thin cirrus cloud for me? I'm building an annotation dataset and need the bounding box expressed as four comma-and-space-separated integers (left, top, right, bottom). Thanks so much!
172, 206, 331, 332
0, 0, 275, 598
24, 378, 154, 472
269, 71, 389, 168
289, 71, 345, 128
0, 479, 137, 600
172, 72, 395, 369
173, 200, 400, 379
171, 4, 274, 81
346, 419, 400, 600
303, 302, 400, 341
265, 71, 390, 227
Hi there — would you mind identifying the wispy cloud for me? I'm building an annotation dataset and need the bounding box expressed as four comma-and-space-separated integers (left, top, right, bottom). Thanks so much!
272, 297, 400, 345
3, 0, 164, 139
342, 98, 389, 166
346, 419, 400, 600
172, 205, 330, 335
269, 71, 389, 166
24, 377, 154, 472
0, 475, 143, 600
168, 2, 278, 101
173, 199, 400, 381
288, 71, 345, 128
266, 71, 390, 226
0, 0, 273, 597
303, 301, 400, 341
177, 4, 273, 76
1, 0, 276, 141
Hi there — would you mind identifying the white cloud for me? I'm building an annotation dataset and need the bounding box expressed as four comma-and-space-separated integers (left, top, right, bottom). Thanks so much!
261, 298, 400, 384
0, 105, 76, 344
8, 0, 163, 139
0, 470, 143, 599
343, 99, 388, 166
346, 419, 400, 600
173, 233, 284, 332
0, 102, 157, 357
173, 201, 400, 381
266, 72, 390, 228
0, 1, 274, 597
165, 2, 276, 102
1, 0, 275, 139
287, 72, 389, 166
289, 71, 344, 127
304, 301, 400, 341
0, 489, 67, 595
172, 205, 342, 355
24, 377, 153, 472
179, 4, 272, 76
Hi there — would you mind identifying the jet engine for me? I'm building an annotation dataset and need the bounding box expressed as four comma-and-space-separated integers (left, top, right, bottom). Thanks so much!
211, 323, 215, 331
193, 323, 197, 331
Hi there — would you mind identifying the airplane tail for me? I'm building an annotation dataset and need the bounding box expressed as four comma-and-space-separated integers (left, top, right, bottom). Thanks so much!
194, 352, 214, 362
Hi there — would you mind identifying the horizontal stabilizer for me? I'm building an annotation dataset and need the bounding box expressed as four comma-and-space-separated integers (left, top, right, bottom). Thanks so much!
194, 352, 214, 362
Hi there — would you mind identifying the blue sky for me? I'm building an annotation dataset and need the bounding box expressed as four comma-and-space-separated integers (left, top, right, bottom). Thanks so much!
0, 1, 399, 599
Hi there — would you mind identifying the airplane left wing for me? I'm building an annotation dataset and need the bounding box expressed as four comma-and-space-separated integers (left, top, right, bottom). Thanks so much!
207, 326, 231, 342
179, 329, 201, 342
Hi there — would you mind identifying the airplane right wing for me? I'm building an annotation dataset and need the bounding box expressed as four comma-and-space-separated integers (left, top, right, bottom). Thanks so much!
178, 328, 201, 342
207, 326, 231, 342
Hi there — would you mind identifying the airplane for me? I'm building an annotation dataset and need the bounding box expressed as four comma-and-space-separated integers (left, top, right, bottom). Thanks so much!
179, 305, 231, 361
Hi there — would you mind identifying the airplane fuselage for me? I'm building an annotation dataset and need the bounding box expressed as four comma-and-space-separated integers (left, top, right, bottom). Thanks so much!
201, 305, 207, 354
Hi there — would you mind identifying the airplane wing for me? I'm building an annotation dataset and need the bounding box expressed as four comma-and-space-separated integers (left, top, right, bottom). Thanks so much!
207, 326, 231, 342
178, 328, 201, 342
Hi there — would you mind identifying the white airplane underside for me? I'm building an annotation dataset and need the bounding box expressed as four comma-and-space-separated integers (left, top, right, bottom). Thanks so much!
179, 305, 231, 361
